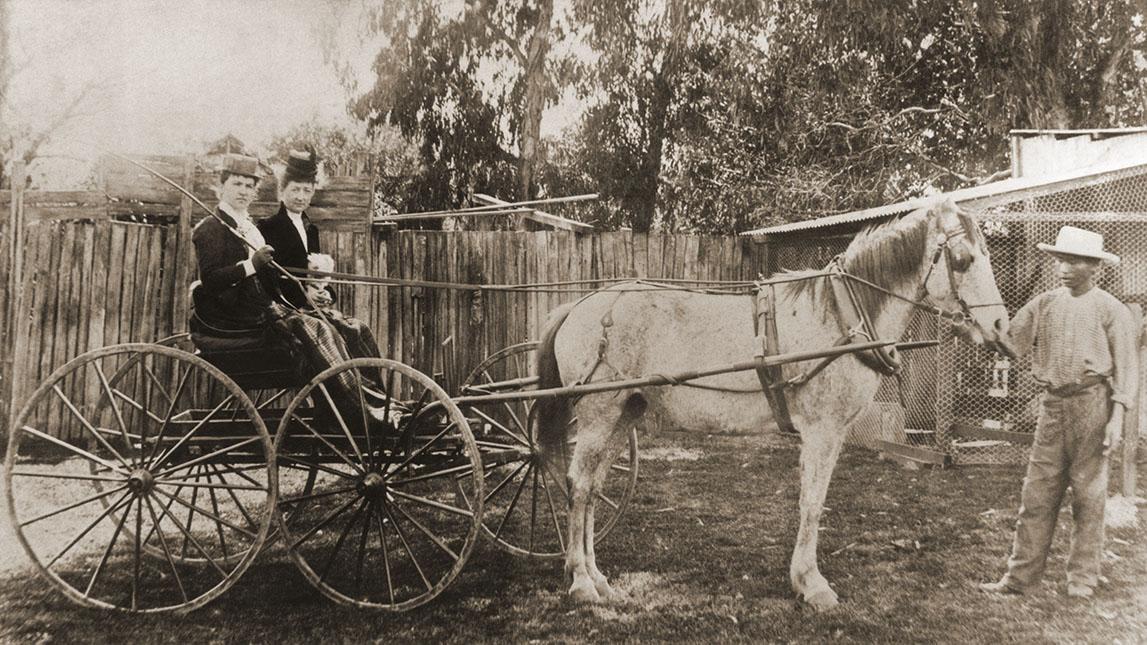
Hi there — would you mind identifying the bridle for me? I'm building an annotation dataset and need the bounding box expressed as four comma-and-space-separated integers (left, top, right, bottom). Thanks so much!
833, 223, 1005, 328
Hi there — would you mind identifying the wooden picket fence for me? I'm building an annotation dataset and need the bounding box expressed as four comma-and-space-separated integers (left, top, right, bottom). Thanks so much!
0, 155, 767, 439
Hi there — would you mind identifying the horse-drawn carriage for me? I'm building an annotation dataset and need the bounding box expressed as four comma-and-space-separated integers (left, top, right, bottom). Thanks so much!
4, 198, 1011, 613
3, 332, 637, 612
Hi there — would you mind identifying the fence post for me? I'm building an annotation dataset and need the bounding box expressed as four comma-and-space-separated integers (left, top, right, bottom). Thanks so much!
3, 160, 26, 436
1125, 303, 1143, 497
171, 154, 195, 333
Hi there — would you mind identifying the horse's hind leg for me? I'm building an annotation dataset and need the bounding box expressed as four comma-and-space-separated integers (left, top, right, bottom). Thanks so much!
565, 393, 646, 603
790, 422, 847, 610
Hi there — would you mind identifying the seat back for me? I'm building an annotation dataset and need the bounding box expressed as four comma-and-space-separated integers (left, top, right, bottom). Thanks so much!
191, 330, 309, 390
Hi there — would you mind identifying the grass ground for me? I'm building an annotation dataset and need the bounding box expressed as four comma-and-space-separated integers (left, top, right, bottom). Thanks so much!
1, 430, 1145, 644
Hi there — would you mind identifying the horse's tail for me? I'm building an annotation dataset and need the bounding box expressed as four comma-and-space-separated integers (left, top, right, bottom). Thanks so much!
535, 303, 576, 464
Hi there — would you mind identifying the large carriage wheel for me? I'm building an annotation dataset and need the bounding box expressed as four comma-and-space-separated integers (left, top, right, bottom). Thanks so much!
88, 335, 296, 566
4, 345, 276, 613
275, 358, 483, 610
456, 341, 639, 560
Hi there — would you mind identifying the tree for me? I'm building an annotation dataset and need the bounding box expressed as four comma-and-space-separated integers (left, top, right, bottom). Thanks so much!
350, 0, 560, 217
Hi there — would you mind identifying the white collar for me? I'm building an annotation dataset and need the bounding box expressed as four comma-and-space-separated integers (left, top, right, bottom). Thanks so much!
286, 210, 305, 221
218, 200, 252, 223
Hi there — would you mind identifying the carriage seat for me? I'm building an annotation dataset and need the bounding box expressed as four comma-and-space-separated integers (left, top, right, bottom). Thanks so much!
189, 317, 308, 390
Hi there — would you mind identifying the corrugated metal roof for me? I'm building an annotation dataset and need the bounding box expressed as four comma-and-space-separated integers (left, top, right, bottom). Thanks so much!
740, 155, 1147, 238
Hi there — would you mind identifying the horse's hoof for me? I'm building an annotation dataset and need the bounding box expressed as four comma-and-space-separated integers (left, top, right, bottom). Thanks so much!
593, 579, 619, 601
800, 588, 839, 611
570, 579, 602, 604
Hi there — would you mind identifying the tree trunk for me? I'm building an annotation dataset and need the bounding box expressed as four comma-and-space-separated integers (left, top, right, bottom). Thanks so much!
0, 0, 10, 189
518, 0, 553, 201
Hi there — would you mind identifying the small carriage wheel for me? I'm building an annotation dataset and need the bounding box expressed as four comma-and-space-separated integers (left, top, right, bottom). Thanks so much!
4, 344, 277, 613
275, 358, 483, 610
456, 341, 639, 560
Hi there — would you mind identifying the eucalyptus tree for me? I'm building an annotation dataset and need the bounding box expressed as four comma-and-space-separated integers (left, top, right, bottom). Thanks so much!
352, 0, 558, 216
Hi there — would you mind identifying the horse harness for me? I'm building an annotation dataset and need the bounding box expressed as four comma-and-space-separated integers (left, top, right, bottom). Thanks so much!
568, 218, 1003, 435
751, 219, 1002, 436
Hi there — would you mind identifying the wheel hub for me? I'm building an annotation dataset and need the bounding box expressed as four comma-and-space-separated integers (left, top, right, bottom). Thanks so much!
127, 468, 155, 494
358, 471, 386, 500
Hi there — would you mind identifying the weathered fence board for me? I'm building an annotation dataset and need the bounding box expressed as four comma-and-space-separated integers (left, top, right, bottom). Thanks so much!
2, 162, 765, 439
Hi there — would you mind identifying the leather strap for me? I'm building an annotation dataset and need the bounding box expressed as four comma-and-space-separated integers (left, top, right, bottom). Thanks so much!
752, 284, 798, 435
828, 264, 902, 376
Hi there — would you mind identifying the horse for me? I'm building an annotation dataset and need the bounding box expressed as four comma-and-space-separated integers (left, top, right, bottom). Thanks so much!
534, 198, 1012, 610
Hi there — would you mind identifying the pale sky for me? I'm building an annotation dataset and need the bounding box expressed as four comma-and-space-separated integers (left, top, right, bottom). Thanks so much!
9, 0, 361, 159
8, 0, 583, 185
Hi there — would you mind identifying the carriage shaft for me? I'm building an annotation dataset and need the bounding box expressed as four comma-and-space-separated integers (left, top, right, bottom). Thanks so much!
453, 339, 899, 406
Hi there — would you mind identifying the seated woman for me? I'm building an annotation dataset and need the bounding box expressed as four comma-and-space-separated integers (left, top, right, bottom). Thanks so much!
189, 153, 386, 423
257, 149, 382, 363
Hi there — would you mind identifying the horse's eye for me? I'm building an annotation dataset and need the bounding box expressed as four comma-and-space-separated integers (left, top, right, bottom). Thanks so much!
951, 246, 974, 272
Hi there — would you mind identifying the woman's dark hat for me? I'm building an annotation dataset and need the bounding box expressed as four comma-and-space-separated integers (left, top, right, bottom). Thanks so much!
283, 149, 320, 184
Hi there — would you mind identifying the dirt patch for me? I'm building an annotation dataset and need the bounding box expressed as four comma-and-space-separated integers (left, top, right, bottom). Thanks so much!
642, 447, 703, 462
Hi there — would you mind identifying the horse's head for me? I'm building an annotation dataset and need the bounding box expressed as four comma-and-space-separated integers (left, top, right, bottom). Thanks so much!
922, 200, 1014, 357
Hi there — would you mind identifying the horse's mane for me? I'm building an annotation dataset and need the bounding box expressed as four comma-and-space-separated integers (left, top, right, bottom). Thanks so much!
780, 207, 933, 317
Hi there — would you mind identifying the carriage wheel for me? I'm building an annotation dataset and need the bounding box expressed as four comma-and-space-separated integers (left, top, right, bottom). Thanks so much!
88, 335, 297, 566
4, 344, 276, 613
456, 341, 639, 560
275, 358, 483, 610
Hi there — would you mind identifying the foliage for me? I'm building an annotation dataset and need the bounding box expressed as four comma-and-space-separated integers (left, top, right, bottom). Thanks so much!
346, 0, 1147, 232
349, 0, 559, 225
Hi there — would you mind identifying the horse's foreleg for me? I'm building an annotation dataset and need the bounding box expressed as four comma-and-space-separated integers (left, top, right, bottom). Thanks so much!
790, 424, 847, 610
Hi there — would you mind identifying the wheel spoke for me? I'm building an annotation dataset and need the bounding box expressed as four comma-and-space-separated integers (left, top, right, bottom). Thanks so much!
10, 470, 124, 483
141, 362, 175, 407
20, 483, 129, 527
112, 389, 167, 424
385, 422, 458, 478
143, 495, 188, 603
143, 365, 194, 465
132, 495, 143, 611
151, 487, 259, 539
316, 383, 365, 465
390, 501, 460, 562
484, 460, 529, 504
153, 436, 261, 480
389, 462, 475, 487
154, 478, 267, 492
595, 490, 620, 512
373, 507, 395, 606
256, 388, 292, 411
149, 488, 229, 578
467, 408, 529, 447
205, 478, 229, 559
380, 502, 431, 592
317, 499, 367, 584
289, 493, 361, 550
44, 490, 132, 570
280, 485, 357, 506
529, 462, 540, 553
204, 463, 259, 530
278, 455, 357, 481
17, 425, 128, 476
493, 462, 532, 541
148, 393, 237, 471
389, 488, 473, 518
81, 492, 134, 596
354, 370, 375, 472
354, 502, 372, 597
93, 363, 132, 456
541, 466, 566, 553
609, 463, 632, 473
290, 416, 364, 474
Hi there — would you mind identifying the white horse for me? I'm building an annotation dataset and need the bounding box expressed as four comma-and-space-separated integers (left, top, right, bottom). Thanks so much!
534, 199, 1012, 610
